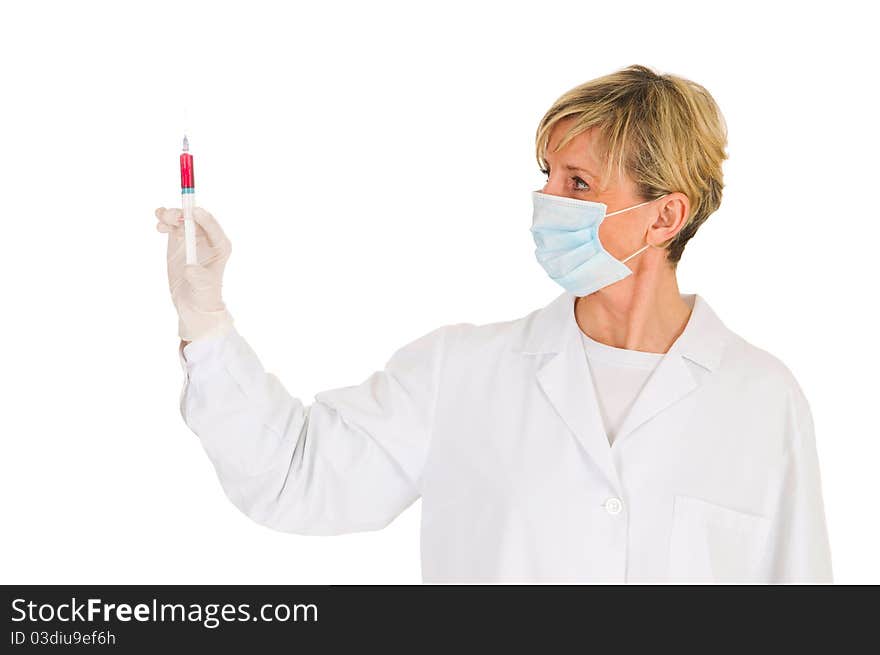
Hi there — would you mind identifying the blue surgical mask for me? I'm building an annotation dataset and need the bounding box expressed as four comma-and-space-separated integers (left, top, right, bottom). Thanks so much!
530, 190, 669, 297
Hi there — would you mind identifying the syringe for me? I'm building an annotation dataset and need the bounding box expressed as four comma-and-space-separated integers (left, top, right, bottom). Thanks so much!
180, 135, 197, 264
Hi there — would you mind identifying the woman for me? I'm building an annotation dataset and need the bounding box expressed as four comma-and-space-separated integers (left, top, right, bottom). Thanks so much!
155, 64, 832, 583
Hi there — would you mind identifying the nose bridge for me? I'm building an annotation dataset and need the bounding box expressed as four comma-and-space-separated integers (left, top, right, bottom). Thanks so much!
541, 168, 573, 197
541, 176, 560, 195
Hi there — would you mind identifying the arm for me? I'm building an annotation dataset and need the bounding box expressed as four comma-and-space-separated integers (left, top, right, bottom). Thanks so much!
178, 324, 450, 536
759, 381, 834, 583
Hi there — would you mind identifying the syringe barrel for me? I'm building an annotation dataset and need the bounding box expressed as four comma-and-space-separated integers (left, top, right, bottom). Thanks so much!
182, 191, 197, 265
180, 152, 195, 189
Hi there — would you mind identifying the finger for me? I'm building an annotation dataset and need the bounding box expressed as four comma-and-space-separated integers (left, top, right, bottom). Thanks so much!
156, 221, 178, 233
191, 207, 230, 248
157, 207, 183, 226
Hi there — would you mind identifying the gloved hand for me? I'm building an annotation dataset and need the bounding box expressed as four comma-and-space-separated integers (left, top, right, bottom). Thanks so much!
155, 206, 234, 343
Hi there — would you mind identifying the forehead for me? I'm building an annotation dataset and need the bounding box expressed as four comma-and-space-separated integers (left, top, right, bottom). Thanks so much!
546, 120, 602, 164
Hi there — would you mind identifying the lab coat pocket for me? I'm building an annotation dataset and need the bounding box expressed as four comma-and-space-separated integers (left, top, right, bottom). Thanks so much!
668, 495, 772, 583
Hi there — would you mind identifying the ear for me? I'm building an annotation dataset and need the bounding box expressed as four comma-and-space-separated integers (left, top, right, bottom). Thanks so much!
648, 192, 689, 245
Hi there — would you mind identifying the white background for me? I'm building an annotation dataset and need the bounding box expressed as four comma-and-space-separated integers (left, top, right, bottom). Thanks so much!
1, 0, 877, 584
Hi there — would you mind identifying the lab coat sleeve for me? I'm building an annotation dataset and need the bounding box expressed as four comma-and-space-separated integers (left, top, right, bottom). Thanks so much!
759, 380, 833, 583
177, 323, 449, 536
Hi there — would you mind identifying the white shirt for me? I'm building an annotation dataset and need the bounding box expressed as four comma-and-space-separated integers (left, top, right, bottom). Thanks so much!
580, 330, 663, 447
178, 291, 833, 583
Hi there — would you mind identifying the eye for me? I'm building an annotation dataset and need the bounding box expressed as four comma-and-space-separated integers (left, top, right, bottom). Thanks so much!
540, 166, 590, 192
572, 176, 590, 191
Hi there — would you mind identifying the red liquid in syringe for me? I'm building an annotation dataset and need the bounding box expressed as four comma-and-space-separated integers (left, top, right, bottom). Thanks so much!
180, 135, 197, 264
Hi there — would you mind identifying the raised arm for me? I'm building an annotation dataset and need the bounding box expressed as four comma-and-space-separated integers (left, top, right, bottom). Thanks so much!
178, 322, 448, 535
156, 204, 448, 535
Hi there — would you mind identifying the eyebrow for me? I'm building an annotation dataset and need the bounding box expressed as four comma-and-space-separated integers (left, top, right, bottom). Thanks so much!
562, 164, 597, 177
543, 153, 597, 178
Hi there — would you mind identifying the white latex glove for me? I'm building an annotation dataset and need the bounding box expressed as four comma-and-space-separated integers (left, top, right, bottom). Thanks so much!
155, 206, 234, 342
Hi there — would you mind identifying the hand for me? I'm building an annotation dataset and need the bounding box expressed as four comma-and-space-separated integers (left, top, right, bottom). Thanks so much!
155, 206, 234, 342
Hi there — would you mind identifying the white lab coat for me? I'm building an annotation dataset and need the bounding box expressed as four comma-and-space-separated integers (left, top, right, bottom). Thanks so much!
178, 291, 833, 583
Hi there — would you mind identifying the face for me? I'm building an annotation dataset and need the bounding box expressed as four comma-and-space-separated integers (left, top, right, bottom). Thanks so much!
540, 117, 661, 262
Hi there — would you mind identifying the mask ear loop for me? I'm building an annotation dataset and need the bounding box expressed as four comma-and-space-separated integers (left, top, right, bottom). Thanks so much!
605, 197, 658, 217
621, 243, 651, 263
610, 193, 670, 263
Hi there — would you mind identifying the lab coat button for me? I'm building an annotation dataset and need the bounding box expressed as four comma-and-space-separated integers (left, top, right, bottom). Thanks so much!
604, 497, 623, 515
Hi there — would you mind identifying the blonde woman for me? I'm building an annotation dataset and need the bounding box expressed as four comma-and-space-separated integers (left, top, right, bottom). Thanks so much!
156, 64, 832, 583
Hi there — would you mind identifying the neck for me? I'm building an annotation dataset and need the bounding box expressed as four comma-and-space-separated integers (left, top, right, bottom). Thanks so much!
574, 250, 692, 354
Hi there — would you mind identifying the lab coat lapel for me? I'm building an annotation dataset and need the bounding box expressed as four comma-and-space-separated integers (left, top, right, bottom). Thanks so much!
536, 331, 622, 491
522, 292, 622, 491
612, 348, 696, 444
613, 294, 731, 444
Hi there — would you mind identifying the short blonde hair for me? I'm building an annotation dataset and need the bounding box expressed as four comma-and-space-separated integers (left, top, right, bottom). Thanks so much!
535, 64, 728, 264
